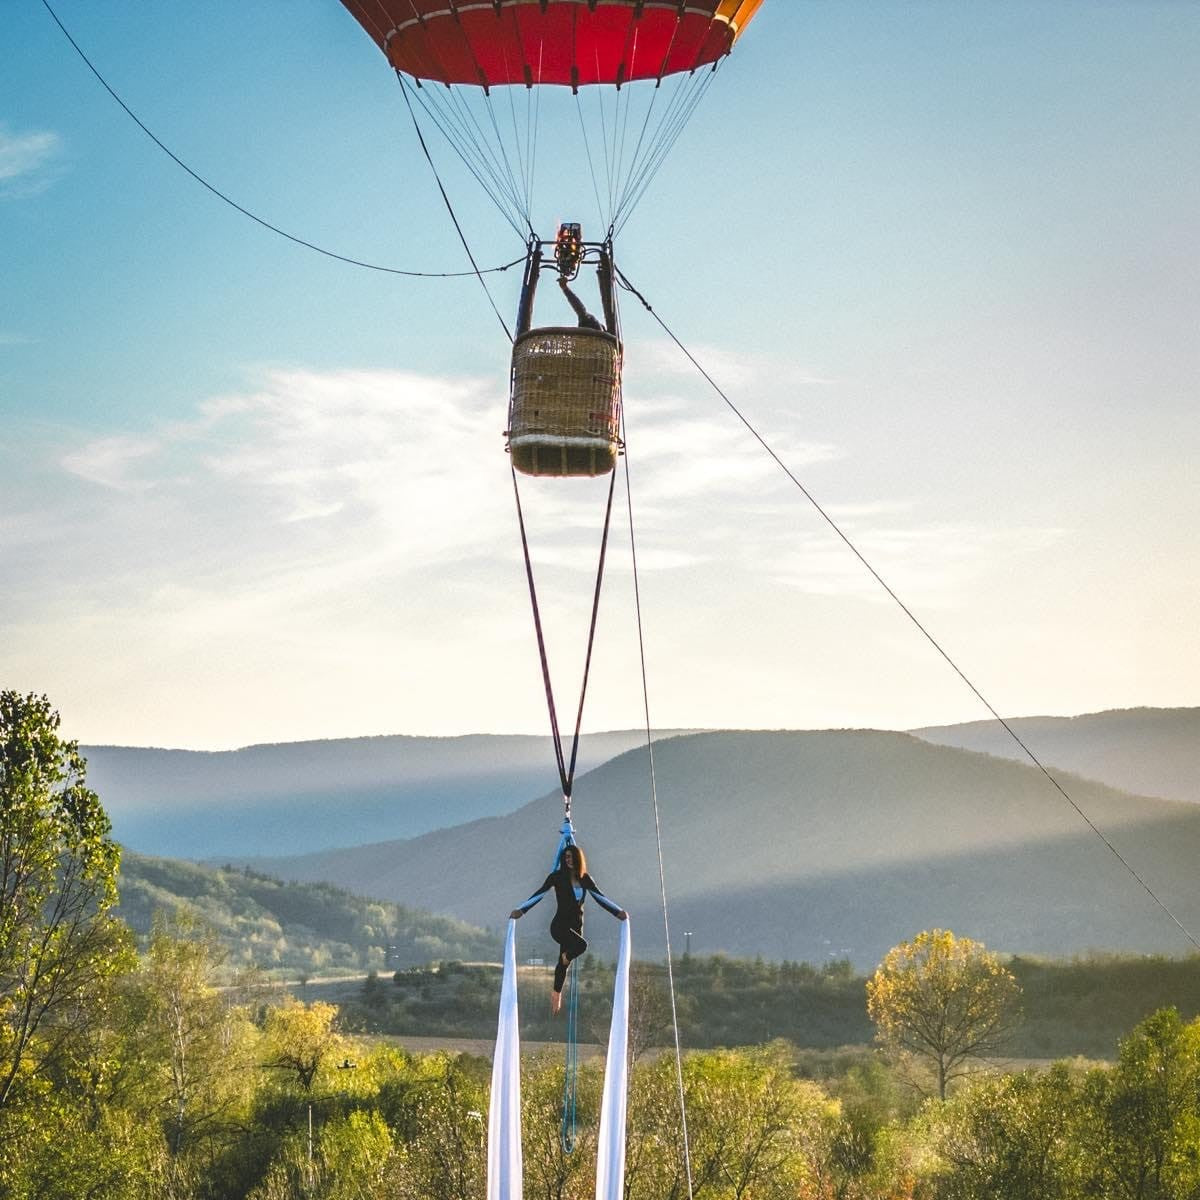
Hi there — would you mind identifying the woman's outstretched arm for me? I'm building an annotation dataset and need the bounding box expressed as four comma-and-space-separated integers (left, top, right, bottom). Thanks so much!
581, 874, 627, 919
510, 874, 555, 919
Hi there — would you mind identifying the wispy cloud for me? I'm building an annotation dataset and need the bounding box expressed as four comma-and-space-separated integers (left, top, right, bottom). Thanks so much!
45, 362, 1042, 607
57, 366, 511, 570
0, 124, 63, 198
2, 364, 1071, 746
60, 434, 163, 491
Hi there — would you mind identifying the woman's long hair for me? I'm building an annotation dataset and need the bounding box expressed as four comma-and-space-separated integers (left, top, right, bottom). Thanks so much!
561, 841, 587, 878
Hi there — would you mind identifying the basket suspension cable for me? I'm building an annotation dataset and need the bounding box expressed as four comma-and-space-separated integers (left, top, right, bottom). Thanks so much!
509, 234, 622, 805
510, 465, 568, 793
511, 463, 618, 804
566, 467, 619, 788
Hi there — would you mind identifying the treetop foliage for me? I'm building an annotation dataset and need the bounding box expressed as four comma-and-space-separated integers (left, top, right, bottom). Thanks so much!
867, 929, 1020, 1099
0, 690, 132, 1112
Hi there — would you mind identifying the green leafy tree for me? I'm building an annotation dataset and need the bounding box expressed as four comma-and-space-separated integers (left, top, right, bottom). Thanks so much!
119, 911, 259, 1160
827, 1057, 921, 1199
625, 962, 675, 1065
0, 1100, 175, 1200
0, 691, 133, 1114
926, 1062, 1086, 1199
248, 1110, 398, 1200
625, 1045, 839, 1200
261, 999, 350, 1093
520, 1055, 599, 1200
1082, 1007, 1200, 1200
867, 930, 1019, 1099
386, 1052, 488, 1200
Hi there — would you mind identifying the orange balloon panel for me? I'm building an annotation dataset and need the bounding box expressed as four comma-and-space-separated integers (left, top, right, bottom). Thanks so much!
341, 0, 764, 88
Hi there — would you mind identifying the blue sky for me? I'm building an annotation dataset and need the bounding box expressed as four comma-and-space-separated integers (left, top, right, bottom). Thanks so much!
3, 2, 1197, 749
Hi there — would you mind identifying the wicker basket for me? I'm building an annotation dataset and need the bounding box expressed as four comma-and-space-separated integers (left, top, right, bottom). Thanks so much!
507, 327, 622, 477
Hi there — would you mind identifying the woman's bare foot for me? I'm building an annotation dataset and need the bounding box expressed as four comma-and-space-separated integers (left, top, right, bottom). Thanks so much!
551, 989, 563, 1016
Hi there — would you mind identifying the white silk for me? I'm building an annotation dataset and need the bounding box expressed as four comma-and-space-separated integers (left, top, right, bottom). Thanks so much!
595, 918, 631, 1200
487, 920, 523, 1200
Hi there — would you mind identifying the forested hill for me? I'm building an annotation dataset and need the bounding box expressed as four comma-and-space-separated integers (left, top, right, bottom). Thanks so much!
912, 706, 1200, 804
84, 729, 692, 859
115, 850, 498, 975
244, 729, 1200, 970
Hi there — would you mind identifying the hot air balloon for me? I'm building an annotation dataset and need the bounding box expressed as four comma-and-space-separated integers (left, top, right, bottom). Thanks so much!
342, 2, 762, 476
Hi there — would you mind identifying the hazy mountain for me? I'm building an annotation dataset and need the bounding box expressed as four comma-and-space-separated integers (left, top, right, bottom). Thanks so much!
83, 730, 691, 858
242, 729, 1200, 970
911, 707, 1200, 804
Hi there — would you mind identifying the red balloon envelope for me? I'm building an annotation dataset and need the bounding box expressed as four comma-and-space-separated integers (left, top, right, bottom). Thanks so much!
341, 0, 764, 88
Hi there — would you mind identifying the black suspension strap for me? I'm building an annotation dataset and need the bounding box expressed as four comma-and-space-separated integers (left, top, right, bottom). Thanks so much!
511, 464, 619, 811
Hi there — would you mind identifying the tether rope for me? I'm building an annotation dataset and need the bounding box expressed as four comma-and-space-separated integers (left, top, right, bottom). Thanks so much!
560, 959, 581, 1153
619, 407, 696, 1200
38, 0, 522, 281
616, 267, 1200, 956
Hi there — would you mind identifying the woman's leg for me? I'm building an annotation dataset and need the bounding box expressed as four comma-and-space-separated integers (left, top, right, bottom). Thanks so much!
550, 922, 588, 993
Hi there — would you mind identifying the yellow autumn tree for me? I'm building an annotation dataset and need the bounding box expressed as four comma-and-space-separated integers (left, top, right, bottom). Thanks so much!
866, 929, 1019, 1100
260, 1000, 350, 1093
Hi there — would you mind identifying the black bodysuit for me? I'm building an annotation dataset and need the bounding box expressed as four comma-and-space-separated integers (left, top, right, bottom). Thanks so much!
515, 867, 622, 992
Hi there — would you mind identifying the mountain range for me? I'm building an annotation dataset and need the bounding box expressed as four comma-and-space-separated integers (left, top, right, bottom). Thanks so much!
913, 707, 1200, 804
83, 729, 690, 858
85, 707, 1200, 969
237, 721, 1200, 970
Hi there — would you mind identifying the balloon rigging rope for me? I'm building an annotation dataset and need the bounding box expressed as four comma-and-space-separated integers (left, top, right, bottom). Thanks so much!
615, 266, 1200, 957
37, 0, 523, 281
396, 76, 515, 342
419, 83, 529, 237
614, 69, 718, 236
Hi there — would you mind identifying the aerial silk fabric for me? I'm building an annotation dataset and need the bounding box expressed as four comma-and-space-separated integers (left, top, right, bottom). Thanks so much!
488, 916, 632, 1200
595, 917, 631, 1200
340, 1, 765, 87
488, 919, 522, 1200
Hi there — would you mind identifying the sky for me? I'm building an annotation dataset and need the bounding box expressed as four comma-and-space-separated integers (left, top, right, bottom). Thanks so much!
3, 1, 1197, 751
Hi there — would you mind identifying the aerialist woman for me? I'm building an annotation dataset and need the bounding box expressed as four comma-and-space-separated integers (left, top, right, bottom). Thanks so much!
510, 841, 627, 1015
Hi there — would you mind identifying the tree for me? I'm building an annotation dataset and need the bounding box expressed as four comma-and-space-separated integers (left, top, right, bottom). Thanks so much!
1082, 1007, 1200, 1200
0, 691, 133, 1113
520, 1056, 599, 1200
384, 1052, 488, 1200
261, 999, 349, 1093
624, 1045, 839, 1200
866, 930, 1019, 1100
119, 910, 259, 1158
625, 962, 675, 1065
926, 1063, 1087, 1200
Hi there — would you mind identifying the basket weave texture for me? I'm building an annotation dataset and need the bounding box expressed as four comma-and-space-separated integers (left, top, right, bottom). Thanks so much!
508, 327, 622, 477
